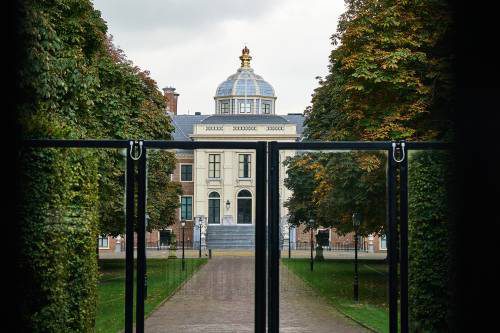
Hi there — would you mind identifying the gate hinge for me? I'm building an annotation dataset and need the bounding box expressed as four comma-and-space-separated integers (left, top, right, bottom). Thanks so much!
391, 141, 406, 163
129, 140, 143, 160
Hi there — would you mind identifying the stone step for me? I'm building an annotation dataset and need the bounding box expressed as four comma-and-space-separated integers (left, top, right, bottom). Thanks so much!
206, 224, 255, 249
206, 233, 255, 237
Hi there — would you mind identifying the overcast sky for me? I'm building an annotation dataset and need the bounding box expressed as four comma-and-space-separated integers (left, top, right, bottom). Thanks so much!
92, 0, 345, 115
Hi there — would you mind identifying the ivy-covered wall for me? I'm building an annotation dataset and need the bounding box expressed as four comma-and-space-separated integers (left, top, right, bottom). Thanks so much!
408, 150, 455, 332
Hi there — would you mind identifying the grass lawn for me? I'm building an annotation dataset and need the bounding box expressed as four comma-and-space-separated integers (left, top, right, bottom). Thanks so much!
282, 258, 389, 333
95, 258, 207, 333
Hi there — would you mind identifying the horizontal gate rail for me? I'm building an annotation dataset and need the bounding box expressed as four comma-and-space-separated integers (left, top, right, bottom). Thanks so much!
275, 141, 452, 150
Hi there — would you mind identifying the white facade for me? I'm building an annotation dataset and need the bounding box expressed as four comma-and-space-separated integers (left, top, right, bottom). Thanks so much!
191, 127, 296, 226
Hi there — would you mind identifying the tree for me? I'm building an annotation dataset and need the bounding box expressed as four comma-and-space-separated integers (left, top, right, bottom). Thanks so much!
147, 150, 182, 232
304, 0, 454, 142
284, 151, 386, 236
283, 153, 320, 230
297, 0, 455, 330
16, 0, 180, 330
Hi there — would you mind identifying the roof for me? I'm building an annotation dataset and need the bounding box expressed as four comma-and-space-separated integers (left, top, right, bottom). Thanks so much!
215, 68, 275, 98
170, 114, 208, 141
170, 113, 305, 140
282, 114, 305, 137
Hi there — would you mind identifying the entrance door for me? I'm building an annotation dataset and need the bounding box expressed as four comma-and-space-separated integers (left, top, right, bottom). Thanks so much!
237, 189, 252, 224
208, 191, 221, 224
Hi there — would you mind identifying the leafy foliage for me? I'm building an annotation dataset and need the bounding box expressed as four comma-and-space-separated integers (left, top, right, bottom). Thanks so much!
304, 0, 455, 142
284, 152, 386, 236
16, 0, 180, 330
293, 1, 455, 330
147, 151, 183, 231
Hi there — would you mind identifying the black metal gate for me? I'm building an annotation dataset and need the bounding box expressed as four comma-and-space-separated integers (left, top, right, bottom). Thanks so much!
267, 140, 451, 333
23, 139, 450, 333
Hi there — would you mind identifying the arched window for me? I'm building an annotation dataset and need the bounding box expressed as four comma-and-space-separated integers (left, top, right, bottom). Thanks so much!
208, 192, 220, 224
237, 190, 252, 224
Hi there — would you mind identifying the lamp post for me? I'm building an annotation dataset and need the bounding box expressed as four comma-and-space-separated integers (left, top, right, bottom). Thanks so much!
352, 212, 362, 302
288, 224, 292, 259
181, 219, 186, 271
196, 216, 202, 258
309, 218, 315, 272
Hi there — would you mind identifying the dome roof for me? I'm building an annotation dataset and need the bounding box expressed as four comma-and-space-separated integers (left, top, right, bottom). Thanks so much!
215, 47, 275, 98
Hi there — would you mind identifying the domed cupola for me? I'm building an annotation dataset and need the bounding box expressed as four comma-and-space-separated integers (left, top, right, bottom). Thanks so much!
214, 46, 277, 115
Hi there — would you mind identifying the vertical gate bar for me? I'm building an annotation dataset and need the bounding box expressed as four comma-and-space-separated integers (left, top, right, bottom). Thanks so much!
388, 146, 398, 333
268, 141, 279, 333
399, 143, 409, 333
255, 141, 267, 332
125, 145, 135, 333
136, 145, 147, 333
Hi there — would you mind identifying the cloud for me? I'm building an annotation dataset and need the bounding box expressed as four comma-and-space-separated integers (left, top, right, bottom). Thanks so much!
93, 0, 345, 115
94, 0, 278, 33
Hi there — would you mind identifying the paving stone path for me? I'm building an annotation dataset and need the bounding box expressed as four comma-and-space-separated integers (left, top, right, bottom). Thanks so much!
144, 256, 369, 333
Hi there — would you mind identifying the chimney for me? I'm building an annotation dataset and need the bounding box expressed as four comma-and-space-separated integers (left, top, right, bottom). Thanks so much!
162, 87, 179, 114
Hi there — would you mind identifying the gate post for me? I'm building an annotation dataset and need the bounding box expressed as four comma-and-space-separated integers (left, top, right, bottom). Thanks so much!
268, 141, 280, 333
136, 142, 147, 333
125, 142, 136, 333
255, 141, 267, 332
399, 141, 409, 333
388, 143, 399, 333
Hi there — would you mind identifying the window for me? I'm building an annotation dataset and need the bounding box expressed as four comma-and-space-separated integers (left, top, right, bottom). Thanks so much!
208, 192, 220, 224
159, 230, 172, 246
220, 101, 230, 113
317, 230, 330, 247
380, 235, 387, 250
208, 154, 221, 178
98, 235, 109, 248
263, 102, 271, 114
180, 196, 192, 220
238, 154, 251, 178
239, 101, 251, 113
180, 164, 193, 181
237, 190, 252, 224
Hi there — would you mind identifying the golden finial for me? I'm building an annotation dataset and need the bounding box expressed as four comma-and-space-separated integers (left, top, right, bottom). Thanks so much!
239, 45, 252, 68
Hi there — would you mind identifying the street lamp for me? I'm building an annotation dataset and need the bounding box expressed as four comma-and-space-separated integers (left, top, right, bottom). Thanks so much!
196, 216, 202, 258
352, 212, 362, 302
225, 200, 231, 210
181, 219, 186, 271
288, 224, 292, 259
309, 218, 315, 272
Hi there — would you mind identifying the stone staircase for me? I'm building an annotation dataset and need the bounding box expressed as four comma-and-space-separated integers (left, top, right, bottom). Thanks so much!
206, 224, 255, 249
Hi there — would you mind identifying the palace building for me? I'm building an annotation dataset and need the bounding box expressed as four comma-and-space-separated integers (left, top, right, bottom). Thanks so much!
98, 47, 387, 254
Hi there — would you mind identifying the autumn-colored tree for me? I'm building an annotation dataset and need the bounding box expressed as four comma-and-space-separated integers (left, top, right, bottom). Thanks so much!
284, 152, 386, 236
293, 1, 455, 331
305, 0, 454, 141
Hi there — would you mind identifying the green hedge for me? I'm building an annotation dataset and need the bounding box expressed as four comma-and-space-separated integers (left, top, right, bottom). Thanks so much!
408, 150, 454, 332
19, 149, 100, 332
16, 0, 177, 331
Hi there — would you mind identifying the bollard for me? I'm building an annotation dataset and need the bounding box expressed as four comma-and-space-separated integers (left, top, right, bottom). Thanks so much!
209, 249, 212, 259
